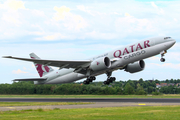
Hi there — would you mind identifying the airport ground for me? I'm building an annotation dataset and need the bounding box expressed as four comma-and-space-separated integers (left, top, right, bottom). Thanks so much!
0, 94, 180, 119
0, 103, 180, 120
1, 94, 180, 98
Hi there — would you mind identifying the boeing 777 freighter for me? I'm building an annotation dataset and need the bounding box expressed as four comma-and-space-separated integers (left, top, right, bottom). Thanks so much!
3, 36, 176, 85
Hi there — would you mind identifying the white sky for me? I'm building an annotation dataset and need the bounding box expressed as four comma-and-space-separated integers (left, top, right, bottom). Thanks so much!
0, 0, 180, 84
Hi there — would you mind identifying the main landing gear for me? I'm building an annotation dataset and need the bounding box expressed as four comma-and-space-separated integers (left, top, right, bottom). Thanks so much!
103, 72, 116, 85
160, 50, 167, 62
83, 76, 96, 84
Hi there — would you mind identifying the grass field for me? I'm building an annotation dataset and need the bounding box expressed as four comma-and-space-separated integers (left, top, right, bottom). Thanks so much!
0, 94, 180, 98
0, 105, 180, 120
0, 102, 92, 107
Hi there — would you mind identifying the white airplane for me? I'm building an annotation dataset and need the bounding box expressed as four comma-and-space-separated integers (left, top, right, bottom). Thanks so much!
3, 36, 176, 85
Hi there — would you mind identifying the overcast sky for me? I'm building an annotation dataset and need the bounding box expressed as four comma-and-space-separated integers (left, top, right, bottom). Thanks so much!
0, 0, 180, 84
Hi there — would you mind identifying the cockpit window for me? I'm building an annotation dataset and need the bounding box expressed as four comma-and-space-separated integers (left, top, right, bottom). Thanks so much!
164, 37, 171, 40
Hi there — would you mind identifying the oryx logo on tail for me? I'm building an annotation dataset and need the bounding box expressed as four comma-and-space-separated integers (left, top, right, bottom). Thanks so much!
30, 53, 53, 77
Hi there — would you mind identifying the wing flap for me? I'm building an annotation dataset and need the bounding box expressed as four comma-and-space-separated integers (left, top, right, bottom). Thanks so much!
13, 78, 47, 81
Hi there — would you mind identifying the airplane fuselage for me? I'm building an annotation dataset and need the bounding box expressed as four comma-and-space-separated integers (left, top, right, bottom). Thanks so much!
38, 36, 175, 84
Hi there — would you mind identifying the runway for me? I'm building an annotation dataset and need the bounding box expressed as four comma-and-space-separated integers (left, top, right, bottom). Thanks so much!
0, 98, 180, 102
1, 98, 180, 111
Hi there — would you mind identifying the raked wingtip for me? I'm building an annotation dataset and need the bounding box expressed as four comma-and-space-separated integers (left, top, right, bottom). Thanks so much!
2, 56, 12, 58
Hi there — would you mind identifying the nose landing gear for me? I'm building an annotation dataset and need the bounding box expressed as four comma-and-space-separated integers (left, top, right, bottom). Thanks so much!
160, 58, 165, 62
160, 50, 167, 62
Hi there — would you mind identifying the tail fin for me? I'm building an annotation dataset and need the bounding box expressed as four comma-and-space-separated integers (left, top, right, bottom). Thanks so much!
30, 53, 53, 77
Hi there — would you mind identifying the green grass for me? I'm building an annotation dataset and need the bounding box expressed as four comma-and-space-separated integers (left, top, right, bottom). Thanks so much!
0, 94, 180, 98
0, 105, 180, 120
0, 102, 92, 107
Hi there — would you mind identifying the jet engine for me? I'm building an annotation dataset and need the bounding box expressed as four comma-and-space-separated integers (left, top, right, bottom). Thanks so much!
89, 57, 111, 71
124, 60, 145, 73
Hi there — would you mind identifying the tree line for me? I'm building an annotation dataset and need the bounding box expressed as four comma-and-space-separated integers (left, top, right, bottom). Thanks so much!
0, 78, 180, 95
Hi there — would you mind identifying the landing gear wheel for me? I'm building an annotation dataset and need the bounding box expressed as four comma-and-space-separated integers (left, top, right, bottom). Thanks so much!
160, 58, 165, 62
83, 76, 96, 85
89, 79, 93, 82
91, 76, 96, 80
83, 80, 89, 84
107, 78, 111, 83
104, 81, 110, 85
103, 72, 116, 85
111, 77, 116, 81
104, 77, 116, 85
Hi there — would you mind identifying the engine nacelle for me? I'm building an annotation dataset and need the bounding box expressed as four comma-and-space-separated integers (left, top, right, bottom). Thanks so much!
124, 60, 145, 73
89, 57, 111, 71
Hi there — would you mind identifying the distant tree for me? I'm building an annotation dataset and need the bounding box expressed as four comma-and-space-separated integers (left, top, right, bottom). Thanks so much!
170, 79, 174, 83
124, 83, 135, 95
152, 91, 160, 95
165, 79, 169, 83
177, 79, 180, 83
116, 87, 123, 95
2, 78, 180, 95
155, 79, 160, 84
126, 80, 135, 89
139, 78, 143, 83
136, 83, 146, 95
174, 79, 177, 84
147, 86, 154, 94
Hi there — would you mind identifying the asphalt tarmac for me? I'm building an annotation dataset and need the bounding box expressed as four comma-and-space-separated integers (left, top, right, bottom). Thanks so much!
1, 98, 180, 111
0, 98, 180, 102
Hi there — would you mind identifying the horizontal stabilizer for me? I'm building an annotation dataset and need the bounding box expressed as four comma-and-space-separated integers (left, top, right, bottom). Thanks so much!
13, 78, 47, 81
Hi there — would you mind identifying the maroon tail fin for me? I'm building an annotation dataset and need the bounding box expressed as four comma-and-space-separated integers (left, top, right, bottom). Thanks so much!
29, 53, 53, 77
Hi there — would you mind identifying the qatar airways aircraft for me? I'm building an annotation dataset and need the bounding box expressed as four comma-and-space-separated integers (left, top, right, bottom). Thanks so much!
3, 36, 176, 85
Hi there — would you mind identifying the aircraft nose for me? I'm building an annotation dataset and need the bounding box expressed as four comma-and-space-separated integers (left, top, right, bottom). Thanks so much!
165, 39, 176, 48
171, 39, 176, 46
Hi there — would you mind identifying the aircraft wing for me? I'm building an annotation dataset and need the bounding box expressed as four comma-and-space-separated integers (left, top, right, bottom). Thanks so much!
13, 78, 47, 81
3, 56, 91, 69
